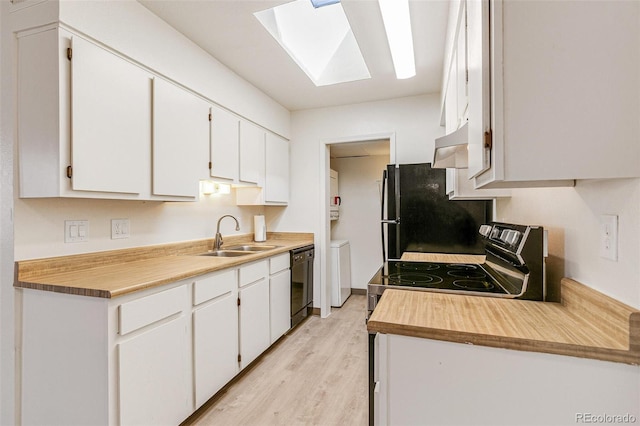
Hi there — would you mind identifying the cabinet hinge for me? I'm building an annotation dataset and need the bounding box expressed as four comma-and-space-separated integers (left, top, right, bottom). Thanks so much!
66, 48, 72, 61
484, 130, 493, 149
237, 297, 241, 306
66, 165, 72, 179
208, 113, 212, 121
208, 161, 212, 170
238, 354, 242, 363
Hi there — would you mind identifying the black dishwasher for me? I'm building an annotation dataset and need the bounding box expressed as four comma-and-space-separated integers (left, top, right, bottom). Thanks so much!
290, 244, 314, 328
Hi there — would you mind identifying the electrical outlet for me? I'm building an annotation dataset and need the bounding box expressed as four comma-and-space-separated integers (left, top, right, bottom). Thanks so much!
111, 218, 130, 239
599, 215, 618, 261
65, 220, 89, 243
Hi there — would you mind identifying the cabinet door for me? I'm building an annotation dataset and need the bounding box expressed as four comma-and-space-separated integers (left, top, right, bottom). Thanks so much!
239, 120, 264, 185
118, 316, 190, 426
239, 278, 270, 369
153, 77, 209, 198
210, 105, 239, 181
466, 0, 491, 178
455, 1, 468, 127
70, 36, 150, 194
270, 269, 291, 343
264, 133, 289, 204
193, 290, 239, 408
444, 60, 458, 134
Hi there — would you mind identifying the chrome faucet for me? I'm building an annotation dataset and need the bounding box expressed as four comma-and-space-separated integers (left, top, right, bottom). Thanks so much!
214, 215, 240, 250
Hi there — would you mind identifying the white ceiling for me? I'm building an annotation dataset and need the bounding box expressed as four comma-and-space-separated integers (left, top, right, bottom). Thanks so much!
139, 0, 449, 112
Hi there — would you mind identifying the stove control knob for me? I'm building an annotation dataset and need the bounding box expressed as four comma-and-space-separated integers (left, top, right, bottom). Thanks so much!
505, 230, 521, 245
479, 224, 492, 237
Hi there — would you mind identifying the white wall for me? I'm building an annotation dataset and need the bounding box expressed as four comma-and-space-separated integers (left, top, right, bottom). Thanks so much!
0, 1, 14, 423
497, 179, 640, 309
57, 0, 290, 138
330, 155, 389, 290
268, 94, 443, 316
14, 195, 264, 260
0, 0, 25, 422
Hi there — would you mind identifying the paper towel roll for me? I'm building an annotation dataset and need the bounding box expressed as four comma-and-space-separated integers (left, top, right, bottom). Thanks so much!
254, 215, 266, 242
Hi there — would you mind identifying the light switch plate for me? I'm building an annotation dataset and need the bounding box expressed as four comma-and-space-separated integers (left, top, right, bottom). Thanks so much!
65, 220, 89, 243
111, 218, 130, 239
599, 214, 618, 261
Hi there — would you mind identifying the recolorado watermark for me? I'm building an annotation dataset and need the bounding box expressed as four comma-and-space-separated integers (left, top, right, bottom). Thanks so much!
576, 413, 637, 424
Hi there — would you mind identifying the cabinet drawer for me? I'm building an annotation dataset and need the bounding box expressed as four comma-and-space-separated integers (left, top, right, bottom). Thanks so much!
119, 285, 187, 336
193, 269, 237, 306
270, 253, 290, 275
239, 260, 269, 288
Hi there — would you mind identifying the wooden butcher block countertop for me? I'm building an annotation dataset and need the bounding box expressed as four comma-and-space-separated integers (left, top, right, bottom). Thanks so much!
368, 278, 640, 365
15, 233, 313, 299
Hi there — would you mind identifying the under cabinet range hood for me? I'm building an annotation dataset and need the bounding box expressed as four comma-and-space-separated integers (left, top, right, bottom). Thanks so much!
432, 122, 469, 169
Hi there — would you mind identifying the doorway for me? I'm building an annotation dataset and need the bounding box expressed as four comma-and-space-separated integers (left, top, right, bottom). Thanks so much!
319, 134, 394, 317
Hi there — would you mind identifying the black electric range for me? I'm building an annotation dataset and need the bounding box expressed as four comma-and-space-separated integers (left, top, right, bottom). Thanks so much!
367, 222, 546, 313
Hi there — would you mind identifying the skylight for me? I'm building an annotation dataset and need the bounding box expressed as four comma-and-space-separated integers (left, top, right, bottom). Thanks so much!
254, 0, 371, 87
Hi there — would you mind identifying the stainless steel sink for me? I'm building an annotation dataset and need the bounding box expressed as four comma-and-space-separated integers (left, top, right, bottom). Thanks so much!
198, 250, 252, 257
224, 244, 281, 252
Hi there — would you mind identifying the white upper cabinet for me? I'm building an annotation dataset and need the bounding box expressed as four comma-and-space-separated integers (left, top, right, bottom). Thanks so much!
70, 36, 150, 195
471, 0, 640, 187
441, 1, 509, 200
209, 104, 240, 182
17, 27, 155, 199
466, 0, 491, 179
17, 25, 286, 202
152, 77, 209, 199
455, 3, 468, 129
264, 133, 289, 204
239, 120, 264, 185
17, 26, 207, 201
236, 133, 290, 206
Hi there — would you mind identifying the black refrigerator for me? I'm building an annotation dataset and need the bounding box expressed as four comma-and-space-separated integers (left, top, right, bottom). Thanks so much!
381, 163, 492, 261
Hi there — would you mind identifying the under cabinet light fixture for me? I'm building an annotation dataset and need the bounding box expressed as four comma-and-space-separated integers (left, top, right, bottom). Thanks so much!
310, 0, 340, 8
200, 181, 231, 196
378, 0, 416, 79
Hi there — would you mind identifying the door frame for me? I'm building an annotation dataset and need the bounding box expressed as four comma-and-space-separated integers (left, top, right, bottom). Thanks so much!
318, 132, 396, 318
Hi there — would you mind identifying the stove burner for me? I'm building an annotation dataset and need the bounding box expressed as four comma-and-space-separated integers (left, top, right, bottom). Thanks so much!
453, 280, 495, 291
388, 273, 444, 287
397, 262, 441, 272
446, 263, 479, 271
447, 270, 487, 279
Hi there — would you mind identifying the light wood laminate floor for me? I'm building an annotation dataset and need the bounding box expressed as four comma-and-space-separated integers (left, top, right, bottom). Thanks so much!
185, 295, 369, 426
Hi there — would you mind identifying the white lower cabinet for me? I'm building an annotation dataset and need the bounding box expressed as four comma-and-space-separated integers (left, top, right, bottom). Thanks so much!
118, 316, 191, 425
269, 253, 291, 343
239, 260, 271, 369
18, 252, 293, 425
18, 282, 191, 425
374, 334, 640, 425
192, 270, 239, 409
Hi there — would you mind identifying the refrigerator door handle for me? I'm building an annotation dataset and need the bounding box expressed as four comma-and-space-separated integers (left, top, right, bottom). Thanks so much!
380, 170, 387, 263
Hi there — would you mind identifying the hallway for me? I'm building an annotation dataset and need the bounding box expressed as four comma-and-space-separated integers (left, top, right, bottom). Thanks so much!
186, 295, 369, 426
